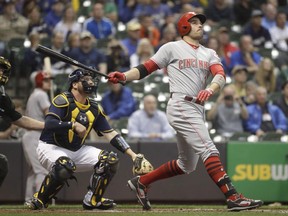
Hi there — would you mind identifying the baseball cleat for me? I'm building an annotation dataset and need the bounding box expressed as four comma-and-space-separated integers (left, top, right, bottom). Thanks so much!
127, 176, 151, 210
227, 194, 263, 211
25, 198, 45, 210
83, 197, 116, 210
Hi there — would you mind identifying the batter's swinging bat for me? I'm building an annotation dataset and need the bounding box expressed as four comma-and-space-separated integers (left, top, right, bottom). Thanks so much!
36, 45, 125, 85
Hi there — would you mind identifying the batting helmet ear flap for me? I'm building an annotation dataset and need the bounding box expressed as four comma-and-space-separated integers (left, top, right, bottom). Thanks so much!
177, 12, 206, 37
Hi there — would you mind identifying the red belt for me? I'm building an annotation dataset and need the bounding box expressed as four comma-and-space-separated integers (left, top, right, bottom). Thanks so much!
170, 93, 203, 105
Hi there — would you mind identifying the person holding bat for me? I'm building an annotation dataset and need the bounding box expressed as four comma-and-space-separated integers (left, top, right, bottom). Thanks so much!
26, 68, 153, 210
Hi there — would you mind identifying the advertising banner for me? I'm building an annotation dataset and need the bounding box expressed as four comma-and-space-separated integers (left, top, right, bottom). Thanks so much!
227, 142, 288, 202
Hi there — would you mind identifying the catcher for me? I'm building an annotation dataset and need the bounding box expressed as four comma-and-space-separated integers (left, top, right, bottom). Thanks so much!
26, 69, 153, 210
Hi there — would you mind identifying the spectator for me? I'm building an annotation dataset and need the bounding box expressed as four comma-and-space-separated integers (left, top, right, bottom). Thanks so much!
242, 9, 272, 48
217, 26, 239, 68
117, 0, 137, 24
273, 80, 288, 118
261, 3, 277, 29
156, 23, 177, 51
130, 38, 154, 68
49, 31, 67, 75
242, 80, 258, 105
204, 0, 234, 27
120, 21, 141, 57
133, 0, 151, 19
101, 82, 136, 121
62, 32, 80, 55
43, 0, 64, 36
206, 35, 219, 53
144, 0, 172, 28
68, 31, 107, 75
254, 57, 276, 93
128, 94, 175, 140
172, 0, 204, 14
233, 0, 255, 26
243, 86, 287, 137
22, 71, 52, 203
207, 85, 248, 138
106, 39, 130, 73
22, 32, 44, 75
101, 0, 118, 24
0, 0, 29, 53
26, 5, 50, 38
53, 5, 81, 40
270, 11, 288, 52
139, 14, 161, 48
228, 35, 262, 76
229, 65, 248, 98
83, 2, 115, 39
22, 0, 37, 18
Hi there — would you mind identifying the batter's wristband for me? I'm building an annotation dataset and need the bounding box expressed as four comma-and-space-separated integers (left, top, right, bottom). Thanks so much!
135, 64, 149, 79
110, 134, 130, 153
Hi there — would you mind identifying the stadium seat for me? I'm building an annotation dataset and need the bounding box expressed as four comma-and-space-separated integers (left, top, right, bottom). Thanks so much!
262, 132, 282, 141
229, 132, 251, 141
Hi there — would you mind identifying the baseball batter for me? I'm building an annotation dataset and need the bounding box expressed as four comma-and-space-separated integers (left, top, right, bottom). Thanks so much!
108, 12, 263, 212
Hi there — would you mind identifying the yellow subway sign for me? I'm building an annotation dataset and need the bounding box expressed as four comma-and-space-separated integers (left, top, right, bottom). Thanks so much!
232, 164, 288, 181
227, 142, 288, 202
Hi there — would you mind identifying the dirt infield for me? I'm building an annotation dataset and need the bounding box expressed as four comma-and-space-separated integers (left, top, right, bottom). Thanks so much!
0, 204, 288, 215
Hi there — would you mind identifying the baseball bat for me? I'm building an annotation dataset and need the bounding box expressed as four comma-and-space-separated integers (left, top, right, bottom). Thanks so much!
36, 45, 125, 85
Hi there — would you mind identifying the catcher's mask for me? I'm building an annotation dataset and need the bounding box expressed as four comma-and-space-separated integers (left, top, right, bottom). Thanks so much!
0, 56, 11, 86
68, 69, 99, 94
177, 12, 206, 37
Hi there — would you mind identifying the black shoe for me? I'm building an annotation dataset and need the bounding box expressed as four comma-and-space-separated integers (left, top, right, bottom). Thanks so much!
83, 198, 116, 210
25, 198, 45, 210
127, 176, 151, 210
227, 194, 263, 211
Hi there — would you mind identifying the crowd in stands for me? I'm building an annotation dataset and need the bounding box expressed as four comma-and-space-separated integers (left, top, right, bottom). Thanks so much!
0, 0, 288, 141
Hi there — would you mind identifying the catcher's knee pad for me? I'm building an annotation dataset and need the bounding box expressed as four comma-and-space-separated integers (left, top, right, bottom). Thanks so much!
52, 156, 76, 181
0, 154, 8, 187
86, 151, 119, 203
36, 156, 76, 205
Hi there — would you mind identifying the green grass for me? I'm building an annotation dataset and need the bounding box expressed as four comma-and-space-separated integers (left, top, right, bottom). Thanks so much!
0, 204, 287, 216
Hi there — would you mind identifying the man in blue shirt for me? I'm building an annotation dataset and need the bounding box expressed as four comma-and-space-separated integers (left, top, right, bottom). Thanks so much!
83, 3, 115, 39
101, 82, 136, 121
128, 94, 175, 140
226, 35, 262, 76
244, 86, 287, 137
68, 31, 107, 75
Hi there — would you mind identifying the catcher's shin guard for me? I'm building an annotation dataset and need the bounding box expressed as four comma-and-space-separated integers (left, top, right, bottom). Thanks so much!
0, 154, 8, 187
27, 156, 76, 209
83, 151, 119, 210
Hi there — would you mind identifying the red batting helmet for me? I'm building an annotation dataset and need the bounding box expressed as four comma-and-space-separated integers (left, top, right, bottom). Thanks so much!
177, 12, 206, 37
35, 71, 52, 88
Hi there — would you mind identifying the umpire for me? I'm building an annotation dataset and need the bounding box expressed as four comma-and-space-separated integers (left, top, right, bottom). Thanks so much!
0, 56, 44, 186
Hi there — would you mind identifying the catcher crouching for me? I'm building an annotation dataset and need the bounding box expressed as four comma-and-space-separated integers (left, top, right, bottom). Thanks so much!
25, 69, 153, 211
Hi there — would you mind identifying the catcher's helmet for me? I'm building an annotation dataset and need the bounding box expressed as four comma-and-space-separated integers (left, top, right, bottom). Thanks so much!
35, 71, 53, 88
177, 12, 206, 37
68, 68, 99, 94
0, 56, 11, 86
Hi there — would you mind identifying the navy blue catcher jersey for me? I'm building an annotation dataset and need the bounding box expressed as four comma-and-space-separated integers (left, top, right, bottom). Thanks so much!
40, 91, 113, 151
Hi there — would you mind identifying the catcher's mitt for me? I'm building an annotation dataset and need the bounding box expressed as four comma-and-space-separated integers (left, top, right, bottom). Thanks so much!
132, 154, 154, 175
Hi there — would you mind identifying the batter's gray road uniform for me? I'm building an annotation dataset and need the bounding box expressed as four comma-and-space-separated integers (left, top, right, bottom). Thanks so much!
22, 88, 50, 202
151, 40, 221, 173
